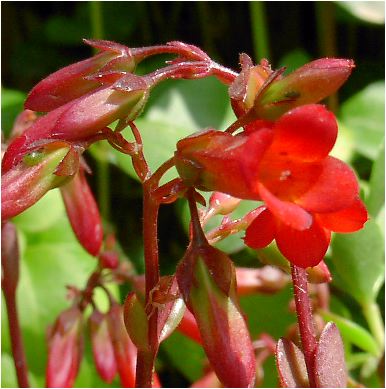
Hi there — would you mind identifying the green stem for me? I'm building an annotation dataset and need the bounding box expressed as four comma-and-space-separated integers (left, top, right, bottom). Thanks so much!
362, 301, 385, 353
90, 2, 104, 40
315, 1, 338, 112
89, 2, 110, 221
249, 1, 270, 61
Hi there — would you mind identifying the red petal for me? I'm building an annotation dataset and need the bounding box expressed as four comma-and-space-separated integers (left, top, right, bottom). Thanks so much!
270, 104, 337, 162
275, 219, 331, 268
258, 184, 313, 230
244, 207, 276, 248
296, 157, 359, 213
317, 197, 368, 232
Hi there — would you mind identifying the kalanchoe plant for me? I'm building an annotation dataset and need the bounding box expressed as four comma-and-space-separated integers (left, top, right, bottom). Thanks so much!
1, 39, 371, 388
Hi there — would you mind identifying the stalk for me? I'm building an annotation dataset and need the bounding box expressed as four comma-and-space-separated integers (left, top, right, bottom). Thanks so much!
3, 291, 30, 387
250, 1, 270, 61
291, 264, 317, 387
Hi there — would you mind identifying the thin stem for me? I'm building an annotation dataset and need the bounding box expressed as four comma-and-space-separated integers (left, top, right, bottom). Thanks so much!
89, 2, 104, 40
315, 2, 338, 112
129, 122, 150, 182
89, 2, 110, 221
362, 301, 385, 353
187, 189, 207, 247
291, 264, 317, 387
149, 157, 175, 187
136, 185, 161, 387
4, 291, 30, 387
250, 1, 270, 61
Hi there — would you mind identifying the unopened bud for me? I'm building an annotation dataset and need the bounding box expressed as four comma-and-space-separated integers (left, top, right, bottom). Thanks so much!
255, 58, 355, 120
2, 141, 75, 221
89, 309, 117, 383
46, 307, 83, 388
60, 168, 103, 257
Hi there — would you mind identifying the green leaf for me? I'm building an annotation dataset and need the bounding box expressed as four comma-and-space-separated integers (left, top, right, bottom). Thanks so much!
278, 49, 311, 74
160, 331, 205, 382
319, 310, 379, 356
109, 77, 233, 182
1, 88, 26, 136
1, 353, 17, 388
336, 2, 385, 25
329, 219, 385, 305
366, 143, 385, 217
12, 189, 65, 234
339, 81, 385, 160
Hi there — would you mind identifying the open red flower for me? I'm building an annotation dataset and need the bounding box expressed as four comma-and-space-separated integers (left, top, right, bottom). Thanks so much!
175, 104, 367, 267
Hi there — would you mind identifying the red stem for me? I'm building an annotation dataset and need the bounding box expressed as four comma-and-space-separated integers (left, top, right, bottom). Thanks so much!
135, 186, 160, 387
4, 291, 30, 387
290, 264, 318, 387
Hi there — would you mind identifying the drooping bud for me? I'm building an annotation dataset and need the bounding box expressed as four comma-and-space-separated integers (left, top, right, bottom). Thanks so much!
46, 306, 83, 388
60, 167, 103, 257
2, 141, 77, 221
89, 309, 117, 383
254, 58, 355, 120
99, 251, 120, 269
106, 303, 137, 388
2, 74, 149, 172
176, 241, 256, 388
25, 39, 135, 112
202, 192, 242, 224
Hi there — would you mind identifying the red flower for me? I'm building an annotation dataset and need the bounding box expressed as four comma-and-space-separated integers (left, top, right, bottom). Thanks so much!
175, 104, 367, 267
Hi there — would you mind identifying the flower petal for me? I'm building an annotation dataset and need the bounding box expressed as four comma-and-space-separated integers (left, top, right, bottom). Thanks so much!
258, 184, 313, 230
276, 219, 331, 268
270, 104, 337, 162
296, 157, 359, 213
317, 197, 368, 232
244, 207, 276, 248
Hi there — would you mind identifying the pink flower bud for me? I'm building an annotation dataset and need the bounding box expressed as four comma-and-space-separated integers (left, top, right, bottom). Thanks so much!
60, 167, 103, 257
2, 141, 76, 221
89, 309, 117, 383
255, 58, 355, 120
106, 303, 137, 387
46, 307, 83, 388
25, 40, 135, 112
176, 242, 256, 388
99, 250, 119, 269
206, 192, 241, 218
236, 266, 290, 295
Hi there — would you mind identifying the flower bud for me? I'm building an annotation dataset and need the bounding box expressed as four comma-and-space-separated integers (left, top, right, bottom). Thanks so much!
89, 309, 117, 383
204, 192, 241, 221
106, 303, 137, 387
176, 242, 256, 388
46, 306, 83, 388
174, 128, 273, 200
25, 39, 135, 112
236, 266, 290, 295
99, 250, 119, 269
2, 141, 76, 221
60, 167, 103, 257
254, 58, 355, 120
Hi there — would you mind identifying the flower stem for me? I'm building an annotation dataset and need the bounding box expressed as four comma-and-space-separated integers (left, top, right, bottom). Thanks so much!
4, 291, 30, 387
291, 264, 317, 387
135, 186, 160, 387
249, 1, 270, 61
362, 301, 385, 354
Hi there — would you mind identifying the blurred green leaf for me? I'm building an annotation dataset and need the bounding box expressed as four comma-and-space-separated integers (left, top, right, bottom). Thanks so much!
1, 353, 17, 388
1, 88, 26, 136
278, 48, 311, 74
12, 189, 65, 234
109, 77, 232, 182
366, 143, 385, 217
336, 1, 385, 25
44, 16, 89, 46
339, 81, 385, 160
319, 310, 379, 356
160, 331, 205, 382
330, 219, 384, 305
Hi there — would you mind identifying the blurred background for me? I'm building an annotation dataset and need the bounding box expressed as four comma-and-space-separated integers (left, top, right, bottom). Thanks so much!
2, 2, 385, 388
